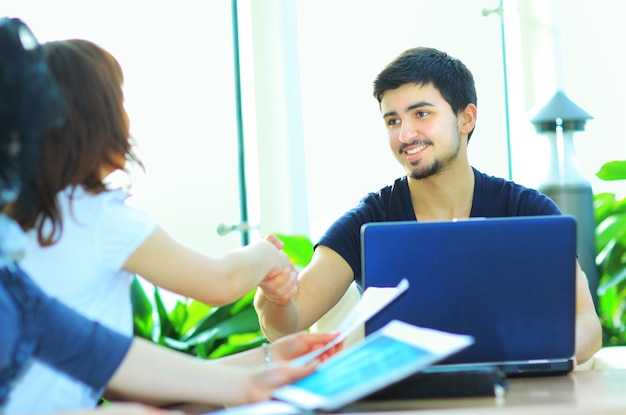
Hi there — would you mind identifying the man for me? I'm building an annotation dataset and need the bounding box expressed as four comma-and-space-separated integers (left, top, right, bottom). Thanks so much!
255, 46, 602, 364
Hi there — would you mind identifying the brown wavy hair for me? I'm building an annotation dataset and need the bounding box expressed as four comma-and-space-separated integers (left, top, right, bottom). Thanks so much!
8, 39, 142, 246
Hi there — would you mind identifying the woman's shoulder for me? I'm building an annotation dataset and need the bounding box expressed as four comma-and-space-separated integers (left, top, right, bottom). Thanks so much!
61, 186, 132, 209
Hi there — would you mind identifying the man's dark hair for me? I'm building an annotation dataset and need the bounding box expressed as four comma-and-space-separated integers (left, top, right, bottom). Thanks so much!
373, 47, 477, 140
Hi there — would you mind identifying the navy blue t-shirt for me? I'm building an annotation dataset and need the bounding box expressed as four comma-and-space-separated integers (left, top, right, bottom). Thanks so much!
317, 168, 561, 285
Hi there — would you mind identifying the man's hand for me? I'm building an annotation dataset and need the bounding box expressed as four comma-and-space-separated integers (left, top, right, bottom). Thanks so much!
258, 235, 299, 305
259, 265, 298, 306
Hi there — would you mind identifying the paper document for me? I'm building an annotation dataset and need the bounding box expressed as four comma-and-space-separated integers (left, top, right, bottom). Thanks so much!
205, 401, 301, 415
289, 278, 409, 367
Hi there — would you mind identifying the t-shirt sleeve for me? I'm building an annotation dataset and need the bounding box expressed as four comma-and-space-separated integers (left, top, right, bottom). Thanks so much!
316, 179, 412, 286
317, 193, 386, 284
35, 294, 132, 390
96, 190, 158, 271
317, 208, 364, 281
2, 265, 132, 393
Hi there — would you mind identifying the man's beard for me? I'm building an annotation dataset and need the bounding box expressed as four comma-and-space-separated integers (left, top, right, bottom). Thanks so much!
410, 159, 442, 180
408, 132, 462, 180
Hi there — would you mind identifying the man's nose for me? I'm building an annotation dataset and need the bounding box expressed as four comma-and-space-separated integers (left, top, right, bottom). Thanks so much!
398, 121, 418, 143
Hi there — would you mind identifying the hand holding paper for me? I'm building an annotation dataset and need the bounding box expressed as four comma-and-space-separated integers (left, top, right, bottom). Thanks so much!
289, 278, 409, 367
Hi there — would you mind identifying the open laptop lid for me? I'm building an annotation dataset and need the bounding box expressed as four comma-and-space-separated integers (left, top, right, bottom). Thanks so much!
361, 216, 577, 376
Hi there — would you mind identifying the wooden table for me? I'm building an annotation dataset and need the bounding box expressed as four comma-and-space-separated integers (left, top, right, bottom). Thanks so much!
336, 369, 626, 414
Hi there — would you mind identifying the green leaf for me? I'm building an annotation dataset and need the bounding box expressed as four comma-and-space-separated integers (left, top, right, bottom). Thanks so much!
598, 267, 626, 296
596, 214, 626, 253
210, 305, 261, 340
186, 327, 220, 345
179, 300, 214, 334
167, 299, 190, 334
133, 315, 153, 340
596, 238, 616, 269
230, 289, 255, 315
209, 333, 266, 359
154, 287, 179, 340
596, 160, 626, 181
594, 193, 617, 224
195, 335, 219, 358
131, 277, 154, 339
161, 335, 194, 352
275, 233, 314, 268
605, 243, 626, 278
130, 276, 153, 324
164, 327, 220, 352
183, 304, 235, 340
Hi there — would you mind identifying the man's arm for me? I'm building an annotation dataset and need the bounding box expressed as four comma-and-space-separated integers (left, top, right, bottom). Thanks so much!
254, 245, 355, 341
574, 261, 603, 364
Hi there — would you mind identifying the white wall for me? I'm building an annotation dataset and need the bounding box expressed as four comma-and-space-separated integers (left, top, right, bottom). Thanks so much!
4, 0, 626, 251
544, 0, 626, 197
296, 0, 510, 239
295, 0, 626, 240
4, 0, 245, 257
501, 0, 626, 199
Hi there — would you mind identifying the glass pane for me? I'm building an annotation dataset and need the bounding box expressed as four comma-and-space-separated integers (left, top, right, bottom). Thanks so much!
296, 0, 506, 237
4, 0, 244, 256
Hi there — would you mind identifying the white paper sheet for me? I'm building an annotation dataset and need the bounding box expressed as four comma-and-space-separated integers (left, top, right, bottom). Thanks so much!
204, 400, 302, 415
288, 278, 409, 367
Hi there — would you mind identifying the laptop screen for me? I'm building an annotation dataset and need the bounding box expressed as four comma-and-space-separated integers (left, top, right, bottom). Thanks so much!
361, 216, 576, 374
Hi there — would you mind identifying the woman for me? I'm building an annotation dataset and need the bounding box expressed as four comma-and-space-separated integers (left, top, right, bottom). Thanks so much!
1, 19, 338, 415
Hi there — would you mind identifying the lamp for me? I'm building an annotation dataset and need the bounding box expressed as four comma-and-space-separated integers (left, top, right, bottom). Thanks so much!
530, 90, 598, 308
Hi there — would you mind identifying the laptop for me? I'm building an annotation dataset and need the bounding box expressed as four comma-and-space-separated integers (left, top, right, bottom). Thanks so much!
361, 216, 577, 377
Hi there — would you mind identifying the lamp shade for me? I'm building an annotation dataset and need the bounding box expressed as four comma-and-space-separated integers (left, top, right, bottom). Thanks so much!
529, 90, 593, 133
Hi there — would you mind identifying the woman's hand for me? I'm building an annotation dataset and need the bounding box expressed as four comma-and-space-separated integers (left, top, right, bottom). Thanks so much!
245, 332, 343, 403
246, 361, 318, 404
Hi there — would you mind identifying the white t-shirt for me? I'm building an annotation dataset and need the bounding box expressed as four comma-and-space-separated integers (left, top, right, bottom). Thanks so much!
5, 186, 157, 414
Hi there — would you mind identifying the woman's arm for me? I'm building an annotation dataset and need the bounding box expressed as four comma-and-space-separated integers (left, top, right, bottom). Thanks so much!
62, 403, 184, 415
106, 338, 318, 407
123, 227, 297, 306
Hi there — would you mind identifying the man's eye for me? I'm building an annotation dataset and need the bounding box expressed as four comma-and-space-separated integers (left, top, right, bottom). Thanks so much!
386, 118, 400, 127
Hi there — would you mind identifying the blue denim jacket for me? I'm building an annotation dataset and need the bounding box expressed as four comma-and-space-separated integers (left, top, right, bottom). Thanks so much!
0, 214, 132, 408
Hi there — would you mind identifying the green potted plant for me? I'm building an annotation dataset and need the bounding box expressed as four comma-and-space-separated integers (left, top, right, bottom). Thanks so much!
130, 233, 315, 358
131, 278, 265, 358
594, 160, 626, 346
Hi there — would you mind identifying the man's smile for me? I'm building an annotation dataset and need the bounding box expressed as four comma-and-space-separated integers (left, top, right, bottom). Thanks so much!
400, 142, 429, 159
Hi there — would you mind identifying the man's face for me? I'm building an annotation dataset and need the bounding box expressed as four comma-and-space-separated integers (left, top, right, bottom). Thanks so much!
380, 83, 464, 180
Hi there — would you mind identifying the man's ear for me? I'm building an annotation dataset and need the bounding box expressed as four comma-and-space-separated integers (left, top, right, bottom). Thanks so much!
459, 103, 477, 135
